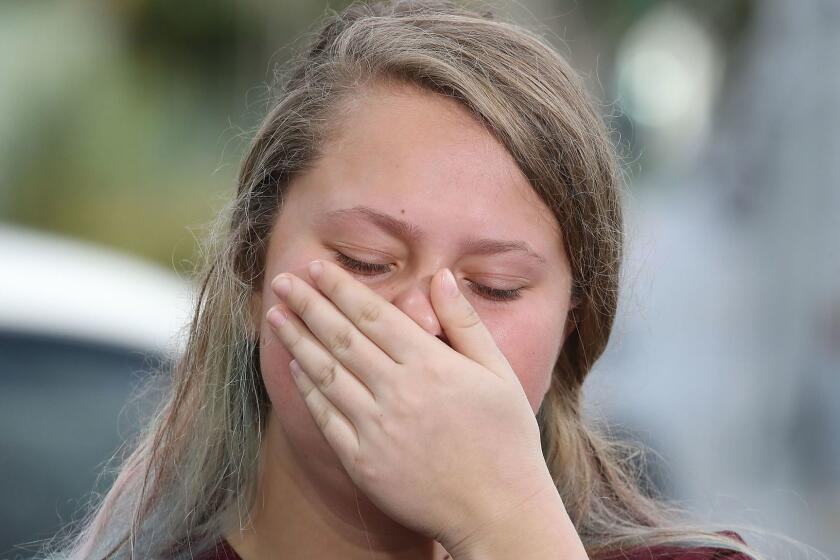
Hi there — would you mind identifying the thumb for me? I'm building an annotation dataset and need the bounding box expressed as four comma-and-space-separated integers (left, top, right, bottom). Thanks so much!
430, 268, 513, 379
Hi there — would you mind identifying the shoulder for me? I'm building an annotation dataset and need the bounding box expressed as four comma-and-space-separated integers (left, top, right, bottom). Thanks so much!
597, 531, 753, 560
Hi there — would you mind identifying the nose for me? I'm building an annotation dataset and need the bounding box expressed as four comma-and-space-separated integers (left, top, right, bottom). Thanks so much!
386, 274, 449, 345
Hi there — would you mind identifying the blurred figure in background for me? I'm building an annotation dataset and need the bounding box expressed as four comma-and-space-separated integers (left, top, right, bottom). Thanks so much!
588, 2, 840, 558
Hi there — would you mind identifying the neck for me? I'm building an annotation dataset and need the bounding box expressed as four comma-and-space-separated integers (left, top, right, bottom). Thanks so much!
224, 413, 449, 559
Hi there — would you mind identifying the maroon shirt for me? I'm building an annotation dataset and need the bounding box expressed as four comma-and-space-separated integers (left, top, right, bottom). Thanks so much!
194, 530, 750, 560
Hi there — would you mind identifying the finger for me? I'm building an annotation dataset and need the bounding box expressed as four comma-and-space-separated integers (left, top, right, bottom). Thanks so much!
287, 358, 360, 465
267, 305, 378, 429
271, 271, 394, 396
304, 259, 433, 364
429, 268, 513, 380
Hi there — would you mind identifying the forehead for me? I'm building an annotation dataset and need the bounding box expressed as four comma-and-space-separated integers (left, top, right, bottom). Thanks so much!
290, 83, 564, 256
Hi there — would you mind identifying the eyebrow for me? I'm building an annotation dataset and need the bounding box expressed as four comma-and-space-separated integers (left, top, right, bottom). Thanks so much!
315, 205, 547, 264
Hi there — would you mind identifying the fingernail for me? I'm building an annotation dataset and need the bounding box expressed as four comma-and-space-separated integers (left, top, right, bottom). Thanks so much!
273, 275, 291, 298
442, 268, 459, 297
289, 359, 303, 380
308, 260, 323, 281
267, 307, 287, 327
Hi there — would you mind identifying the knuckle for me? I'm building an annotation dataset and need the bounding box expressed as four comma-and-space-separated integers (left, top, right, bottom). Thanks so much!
328, 328, 354, 355
286, 328, 303, 351
355, 300, 381, 326
426, 361, 448, 384
330, 278, 348, 303
379, 415, 399, 441
390, 387, 420, 416
354, 454, 378, 482
315, 360, 339, 390
462, 306, 482, 329
296, 296, 311, 322
315, 405, 331, 432
298, 382, 314, 401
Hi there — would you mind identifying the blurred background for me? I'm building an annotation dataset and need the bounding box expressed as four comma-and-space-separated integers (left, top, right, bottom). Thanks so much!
1, 0, 837, 558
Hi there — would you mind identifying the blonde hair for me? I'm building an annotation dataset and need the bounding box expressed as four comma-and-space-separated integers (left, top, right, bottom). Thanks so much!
34, 1, 816, 559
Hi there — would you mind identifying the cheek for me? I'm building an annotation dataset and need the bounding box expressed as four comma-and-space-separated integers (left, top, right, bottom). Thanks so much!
482, 308, 564, 411
259, 322, 306, 424
259, 323, 291, 393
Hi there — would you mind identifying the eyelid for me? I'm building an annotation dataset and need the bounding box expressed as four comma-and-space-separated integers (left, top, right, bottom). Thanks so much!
331, 250, 525, 303
332, 241, 395, 261
333, 251, 390, 275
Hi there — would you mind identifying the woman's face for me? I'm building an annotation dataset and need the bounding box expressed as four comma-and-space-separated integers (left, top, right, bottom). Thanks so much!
252, 82, 575, 476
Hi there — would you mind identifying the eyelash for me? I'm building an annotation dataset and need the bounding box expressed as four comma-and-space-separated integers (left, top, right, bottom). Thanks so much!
332, 251, 524, 302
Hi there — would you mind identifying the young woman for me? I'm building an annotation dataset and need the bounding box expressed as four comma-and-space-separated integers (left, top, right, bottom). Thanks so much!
38, 1, 777, 559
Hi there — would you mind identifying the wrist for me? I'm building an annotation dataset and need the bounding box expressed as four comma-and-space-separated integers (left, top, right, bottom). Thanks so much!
446, 484, 589, 560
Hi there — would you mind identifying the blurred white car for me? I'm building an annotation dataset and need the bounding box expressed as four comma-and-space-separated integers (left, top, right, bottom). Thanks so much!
0, 223, 194, 558
0, 223, 193, 354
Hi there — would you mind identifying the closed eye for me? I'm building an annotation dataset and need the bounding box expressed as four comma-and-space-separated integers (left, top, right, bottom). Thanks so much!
332, 251, 524, 303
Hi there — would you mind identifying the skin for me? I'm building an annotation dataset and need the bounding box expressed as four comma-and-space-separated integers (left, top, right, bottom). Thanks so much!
226, 81, 579, 559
